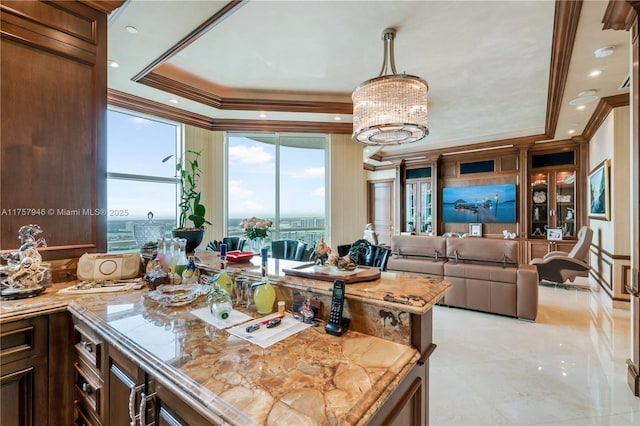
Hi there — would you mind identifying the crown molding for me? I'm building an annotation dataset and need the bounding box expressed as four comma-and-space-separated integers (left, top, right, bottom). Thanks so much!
79, 0, 124, 15
602, 0, 639, 31
107, 89, 352, 134
582, 93, 630, 141
137, 72, 353, 114
545, 0, 583, 139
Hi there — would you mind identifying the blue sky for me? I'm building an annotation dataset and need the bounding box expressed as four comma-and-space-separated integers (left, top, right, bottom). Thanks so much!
107, 111, 325, 221
227, 136, 325, 218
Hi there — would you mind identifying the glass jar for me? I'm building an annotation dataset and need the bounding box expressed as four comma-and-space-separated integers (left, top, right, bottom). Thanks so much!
206, 283, 233, 321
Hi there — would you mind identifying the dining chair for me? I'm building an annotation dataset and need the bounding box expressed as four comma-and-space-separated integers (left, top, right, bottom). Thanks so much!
271, 239, 307, 261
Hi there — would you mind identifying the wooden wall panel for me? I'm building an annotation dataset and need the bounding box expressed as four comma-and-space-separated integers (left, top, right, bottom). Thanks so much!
0, 1, 108, 259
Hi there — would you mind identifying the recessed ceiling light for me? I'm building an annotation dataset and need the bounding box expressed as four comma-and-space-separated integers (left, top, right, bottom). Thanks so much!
125, 26, 138, 34
169, 99, 178, 104
334, 116, 341, 121
569, 90, 598, 105
576, 105, 585, 110
589, 70, 602, 77
259, 113, 267, 119
594, 45, 615, 58
568, 129, 575, 134
108, 60, 119, 68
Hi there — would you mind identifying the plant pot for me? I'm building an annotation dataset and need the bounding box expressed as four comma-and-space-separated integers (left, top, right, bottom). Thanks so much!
172, 229, 204, 253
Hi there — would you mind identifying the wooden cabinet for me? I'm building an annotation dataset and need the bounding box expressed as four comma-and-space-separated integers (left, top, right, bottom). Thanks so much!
72, 313, 223, 425
527, 146, 583, 262
0, 0, 118, 260
73, 318, 106, 425
0, 317, 49, 426
529, 170, 577, 238
1, 313, 74, 426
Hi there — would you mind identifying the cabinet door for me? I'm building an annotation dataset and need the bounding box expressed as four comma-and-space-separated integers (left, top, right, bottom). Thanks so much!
530, 169, 577, 238
108, 349, 145, 426
554, 171, 576, 237
406, 180, 433, 235
152, 382, 224, 426
0, 356, 48, 426
530, 173, 549, 237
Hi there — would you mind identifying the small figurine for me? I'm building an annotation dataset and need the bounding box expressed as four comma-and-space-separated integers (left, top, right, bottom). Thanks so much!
310, 237, 331, 266
363, 223, 378, 245
1, 225, 48, 295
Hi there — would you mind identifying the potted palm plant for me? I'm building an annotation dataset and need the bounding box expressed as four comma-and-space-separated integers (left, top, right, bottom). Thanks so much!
162, 149, 211, 253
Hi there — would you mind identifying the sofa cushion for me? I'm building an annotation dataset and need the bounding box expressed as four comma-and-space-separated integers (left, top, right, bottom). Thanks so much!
444, 262, 517, 283
387, 257, 445, 276
390, 235, 446, 259
446, 237, 518, 266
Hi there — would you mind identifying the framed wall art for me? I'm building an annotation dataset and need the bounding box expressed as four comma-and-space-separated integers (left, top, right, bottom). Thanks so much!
442, 183, 516, 223
546, 228, 563, 241
469, 223, 483, 237
588, 159, 610, 220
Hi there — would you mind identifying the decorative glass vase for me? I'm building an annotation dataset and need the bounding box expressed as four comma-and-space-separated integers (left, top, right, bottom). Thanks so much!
249, 238, 264, 253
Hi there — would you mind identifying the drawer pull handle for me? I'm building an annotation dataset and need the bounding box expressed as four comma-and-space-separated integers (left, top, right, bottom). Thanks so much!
80, 341, 93, 353
128, 384, 144, 426
139, 391, 156, 426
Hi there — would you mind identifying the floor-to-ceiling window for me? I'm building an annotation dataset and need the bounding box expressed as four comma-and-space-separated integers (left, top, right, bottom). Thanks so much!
226, 132, 327, 248
106, 108, 180, 251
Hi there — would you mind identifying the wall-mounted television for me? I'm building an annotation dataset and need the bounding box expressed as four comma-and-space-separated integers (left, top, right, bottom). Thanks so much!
442, 183, 516, 223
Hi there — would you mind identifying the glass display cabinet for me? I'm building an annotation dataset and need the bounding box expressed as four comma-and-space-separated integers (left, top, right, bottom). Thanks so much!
530, 170, 576, 238
405, 180, 433, 235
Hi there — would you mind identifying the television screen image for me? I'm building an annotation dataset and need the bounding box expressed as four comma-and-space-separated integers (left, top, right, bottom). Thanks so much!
442, 183, 517, 223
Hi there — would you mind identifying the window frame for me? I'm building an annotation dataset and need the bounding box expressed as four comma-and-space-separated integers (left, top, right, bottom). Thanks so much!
224, 131, 328, 245
105, 107, 183, 251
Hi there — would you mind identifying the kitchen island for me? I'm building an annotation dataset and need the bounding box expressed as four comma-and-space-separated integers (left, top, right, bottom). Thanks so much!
0, 258, 450, 425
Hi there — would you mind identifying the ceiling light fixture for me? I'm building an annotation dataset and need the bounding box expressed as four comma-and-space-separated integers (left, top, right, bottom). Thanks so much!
169, 99, 178, 104
594, 45, 615, 58
108, 60, 119, 68
352, 28, 429, 145
589, 70, 602, 77
576, 105, 585, 110
569, 89, 598, 106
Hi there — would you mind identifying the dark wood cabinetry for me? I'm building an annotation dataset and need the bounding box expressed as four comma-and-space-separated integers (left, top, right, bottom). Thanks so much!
0, 317, 49, 426
0, 0, 118, 260
527, 145, 584, 262
72, 314, 223, 425
1, 312, 74, 426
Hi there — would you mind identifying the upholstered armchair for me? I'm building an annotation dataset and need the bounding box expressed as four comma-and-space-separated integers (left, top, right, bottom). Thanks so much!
529, 226, 593, 284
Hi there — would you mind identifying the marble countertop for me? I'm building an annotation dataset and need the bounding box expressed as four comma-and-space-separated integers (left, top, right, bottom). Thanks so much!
0, 265, 450, 425
68, 289, 419, 425
195, 252, 451, 315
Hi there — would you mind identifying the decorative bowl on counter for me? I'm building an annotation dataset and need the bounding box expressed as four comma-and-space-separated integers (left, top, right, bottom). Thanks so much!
144, 284, 206, 307
226, 251, 254, 263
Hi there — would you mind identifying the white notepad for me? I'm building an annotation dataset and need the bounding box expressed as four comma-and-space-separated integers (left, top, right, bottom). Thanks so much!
226, 314, 312, 348
190, 307, 253, 329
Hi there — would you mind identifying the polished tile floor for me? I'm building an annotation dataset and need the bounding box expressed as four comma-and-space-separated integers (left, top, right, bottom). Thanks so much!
430, 279, 640, 425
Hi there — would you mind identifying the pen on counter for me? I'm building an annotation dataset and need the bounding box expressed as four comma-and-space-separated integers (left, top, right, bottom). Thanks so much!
260, 315, 284, 325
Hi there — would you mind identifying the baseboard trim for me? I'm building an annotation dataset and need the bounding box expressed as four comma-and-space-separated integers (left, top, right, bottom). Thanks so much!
626, 359, 640, 396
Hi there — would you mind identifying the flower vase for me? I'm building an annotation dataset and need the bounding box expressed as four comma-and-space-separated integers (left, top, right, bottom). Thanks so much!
249, 238, 264, 253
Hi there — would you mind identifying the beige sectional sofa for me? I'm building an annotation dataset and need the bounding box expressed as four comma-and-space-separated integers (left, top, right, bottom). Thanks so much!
387, 235, 539, 321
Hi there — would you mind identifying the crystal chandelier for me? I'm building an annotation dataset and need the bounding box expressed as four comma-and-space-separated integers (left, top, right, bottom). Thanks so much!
352, 28, 429, 145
